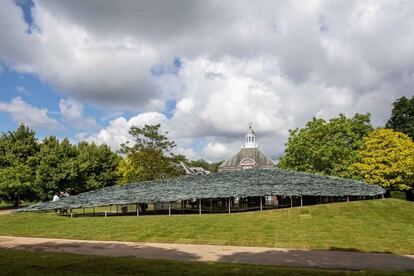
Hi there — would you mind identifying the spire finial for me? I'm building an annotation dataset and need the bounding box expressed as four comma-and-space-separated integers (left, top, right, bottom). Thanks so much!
243, 123, 257, 148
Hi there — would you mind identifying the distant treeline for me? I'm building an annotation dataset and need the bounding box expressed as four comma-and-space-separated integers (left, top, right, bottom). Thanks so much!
0, 124, 222, 207
0, 96, 413, 206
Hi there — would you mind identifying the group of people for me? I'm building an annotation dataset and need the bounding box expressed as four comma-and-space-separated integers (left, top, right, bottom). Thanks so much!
52, 191, 70, 202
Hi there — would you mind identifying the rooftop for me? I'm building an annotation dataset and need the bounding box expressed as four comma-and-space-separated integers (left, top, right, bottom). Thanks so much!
19, 168, 385, 212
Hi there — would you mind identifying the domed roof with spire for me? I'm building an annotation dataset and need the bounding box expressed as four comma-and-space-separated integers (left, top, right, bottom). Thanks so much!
219, 124, 275, 172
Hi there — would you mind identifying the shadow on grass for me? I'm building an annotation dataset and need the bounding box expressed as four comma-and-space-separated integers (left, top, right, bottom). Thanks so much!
3, 240, 414, 272
329, 247, 393, 254
217, 248, 414, 271
9, 241, 200, 262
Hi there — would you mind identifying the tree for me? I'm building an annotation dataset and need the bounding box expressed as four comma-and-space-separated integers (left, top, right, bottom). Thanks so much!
76, 142, 120, 191
187, 159, 224, 173
349, 129, 414, 200
118, 124, 185, 183
34, 137, 78, 200
0, 165, 35, 208
278, 113, 373, 178
35, 138, 121, 199
386, 96, 414, 140
0, 125, 39, 207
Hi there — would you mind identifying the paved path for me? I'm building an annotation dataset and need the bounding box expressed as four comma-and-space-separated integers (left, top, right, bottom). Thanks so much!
0, 210, 12, 216
0, 236, 413, 271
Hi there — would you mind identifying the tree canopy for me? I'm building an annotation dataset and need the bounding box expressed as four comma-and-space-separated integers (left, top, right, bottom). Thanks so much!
349, 129, 414, 197
186, 159, 223, 173
118, 124, 185, 183
0, 124, 120, 206
278, 113, 373, 178
0, 125, 39, 207
386, 96, 414, 140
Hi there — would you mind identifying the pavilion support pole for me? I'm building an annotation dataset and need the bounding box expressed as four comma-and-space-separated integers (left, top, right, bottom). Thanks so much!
168, 202, 171, 216
70, 209, 73, 219
199, 199, 202, 215
290, 196, 293, 208
260, 197, 263, 211
300, 196, 303, 207
105, 210, 107, 218
136, 204, 139, 216
347, 196, 349, 202
228, 197, 231, 214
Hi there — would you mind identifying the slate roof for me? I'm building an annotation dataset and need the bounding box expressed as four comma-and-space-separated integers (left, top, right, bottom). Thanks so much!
18, 168, 385, 212
219, 148, 275, 171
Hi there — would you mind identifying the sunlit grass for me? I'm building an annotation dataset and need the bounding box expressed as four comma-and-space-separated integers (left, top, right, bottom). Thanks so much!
0, 199, 413, 255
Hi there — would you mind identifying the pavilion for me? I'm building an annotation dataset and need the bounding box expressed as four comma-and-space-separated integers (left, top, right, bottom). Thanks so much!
18, 168, 385, 216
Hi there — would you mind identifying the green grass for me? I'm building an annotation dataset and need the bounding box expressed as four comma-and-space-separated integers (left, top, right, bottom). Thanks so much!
0, 199, 413, 255
0, 249, 409, 276
391, 191, 406, 200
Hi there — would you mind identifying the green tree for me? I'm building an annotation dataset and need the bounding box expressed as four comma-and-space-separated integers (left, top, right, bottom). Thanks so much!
34, 137, 78, 200
76, 142, 120, 191
118, 124, 185, 183
0, 124, 39, 207
35, 138, 120, 199
349, 128, 414, 200
278, 113, 373, 177
187, 159, 224, 173
386, 96, 414, 140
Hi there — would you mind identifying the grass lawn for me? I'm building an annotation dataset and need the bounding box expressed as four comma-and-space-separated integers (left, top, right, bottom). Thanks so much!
0, 249, 409, 276
0, 199, 413, 255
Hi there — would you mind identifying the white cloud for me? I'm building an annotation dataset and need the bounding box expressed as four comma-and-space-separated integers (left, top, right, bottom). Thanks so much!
58, 99, 97, 130
1, 0, 414, 160
0, 96, 60, 130
15, 85, 30, 95
202, 142, 236, 161
85, 112, 167, 150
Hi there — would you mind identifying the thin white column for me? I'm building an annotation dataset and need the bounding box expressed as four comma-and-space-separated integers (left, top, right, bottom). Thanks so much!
199, 199, 202, 215
228, 197, 231, 214
169, 202, 171, 216
260, 197, 263, 211
300, 196, 303, 207
136, 204, 139, 216
347, 196, 349, 202
290, 196, 293, 207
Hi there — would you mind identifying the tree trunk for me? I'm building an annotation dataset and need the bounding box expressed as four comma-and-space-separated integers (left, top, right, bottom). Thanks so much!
405, 190, 414, 201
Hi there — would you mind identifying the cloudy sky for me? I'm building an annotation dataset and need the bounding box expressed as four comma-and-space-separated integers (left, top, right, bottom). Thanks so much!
0, 0, 413, 161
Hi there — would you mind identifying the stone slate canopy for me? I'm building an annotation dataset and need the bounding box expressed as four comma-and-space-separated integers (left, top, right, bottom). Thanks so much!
18, 168, 385, 212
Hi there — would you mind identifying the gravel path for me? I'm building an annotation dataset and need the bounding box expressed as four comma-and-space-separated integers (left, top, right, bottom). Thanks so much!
0, 210, 12, 216
0, 235, 413, 271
